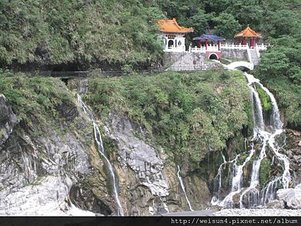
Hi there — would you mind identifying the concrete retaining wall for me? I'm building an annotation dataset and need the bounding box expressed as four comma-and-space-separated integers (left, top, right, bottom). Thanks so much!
163, 52, 221, 71
221, 49, 248, 61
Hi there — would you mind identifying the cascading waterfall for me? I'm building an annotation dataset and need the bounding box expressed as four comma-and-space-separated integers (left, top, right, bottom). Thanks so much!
239, 138, 267, 208
219, 149, 255, 208
244, 73, 283, 130
176, 165, 193, 211
212, 154, 227, 202
212, 72, 291, 209
77, 94, 124, 216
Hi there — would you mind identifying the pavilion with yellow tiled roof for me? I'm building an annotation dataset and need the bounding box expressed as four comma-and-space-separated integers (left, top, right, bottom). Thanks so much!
157, 18, 194, 52
234, 26, 261, 48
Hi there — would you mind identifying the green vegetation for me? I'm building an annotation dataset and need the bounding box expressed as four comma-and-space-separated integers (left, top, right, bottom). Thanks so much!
2, 0, 301, 71
0, 0, 163, 70
157, 0, 301, 39
256, 39, 301, 127
84, 70, 252, 163
1, 0, 301, 169
254, 10, 301, 129
255, 85, 272, 112
157, 0, 301, 129
259, 158, 272, 187
0, 70, 74, 133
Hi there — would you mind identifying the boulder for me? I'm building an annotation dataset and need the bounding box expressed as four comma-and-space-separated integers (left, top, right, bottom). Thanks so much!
277, 184, 301, 209
292, 130, 301, 136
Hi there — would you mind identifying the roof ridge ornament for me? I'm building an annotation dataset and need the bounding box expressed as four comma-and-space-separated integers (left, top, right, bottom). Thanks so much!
234, 26, 261, 38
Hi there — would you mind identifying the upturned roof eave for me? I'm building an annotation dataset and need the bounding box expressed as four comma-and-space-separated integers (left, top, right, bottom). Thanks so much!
234, 26, 261, 38
157, 18, 194, 34
160, 29, 194, 34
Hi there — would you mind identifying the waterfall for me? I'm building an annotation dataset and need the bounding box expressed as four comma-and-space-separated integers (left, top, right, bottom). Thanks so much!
212, 154, 227, 201
239, 136, 268, 208
219, 149, 255, 208
77, 94, 124, 216
245, 73, 264, 131
176, 165, 193, 211
212, 72, 291, 209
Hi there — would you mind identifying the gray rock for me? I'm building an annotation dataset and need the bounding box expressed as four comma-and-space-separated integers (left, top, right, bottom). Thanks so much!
107, 114, 169, 197
277, 184, 301, 209
265, 200, 284, 209
0, 98, 96, 215
0, 94, 18, 147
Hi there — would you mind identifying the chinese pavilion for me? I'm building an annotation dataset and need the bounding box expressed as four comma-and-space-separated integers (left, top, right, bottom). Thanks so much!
193, 34, 225, 59
157, 18, 193, 52
235, 26, 261, 48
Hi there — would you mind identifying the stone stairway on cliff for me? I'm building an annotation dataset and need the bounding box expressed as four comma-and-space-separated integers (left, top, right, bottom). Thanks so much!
248, 48, 260, 65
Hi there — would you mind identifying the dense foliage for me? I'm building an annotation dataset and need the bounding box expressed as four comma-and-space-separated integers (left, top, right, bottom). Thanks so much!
157, 0, 301, 128
0, 70, 74, 132
157, 0, 301, 40
252, 7, 301, 129
84, 70, 252, 163
1, 0, 301, 147
0, 0, 163, 70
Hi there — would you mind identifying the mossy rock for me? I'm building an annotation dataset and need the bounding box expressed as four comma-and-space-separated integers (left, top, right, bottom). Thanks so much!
255, 85, 272, 112
259, 158, 272, 187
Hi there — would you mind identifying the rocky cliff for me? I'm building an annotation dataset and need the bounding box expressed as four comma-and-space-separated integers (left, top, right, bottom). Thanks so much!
1, 71, 300, 216
102, 113, 211, 215
0, 93, 96, 215
0, 85, 212, 216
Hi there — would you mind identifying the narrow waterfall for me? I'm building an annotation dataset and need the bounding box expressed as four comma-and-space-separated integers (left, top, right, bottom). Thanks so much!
176, 165, 193, 211
212, 72, 291, 209
211, 154, 227, 203
219, 149, 255, 208
77, 94, 124, 216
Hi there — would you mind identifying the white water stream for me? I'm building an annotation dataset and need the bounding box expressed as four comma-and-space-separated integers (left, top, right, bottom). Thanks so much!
77, 94, 124, 216
177, 165, 193, 211
212, 72, 291, 208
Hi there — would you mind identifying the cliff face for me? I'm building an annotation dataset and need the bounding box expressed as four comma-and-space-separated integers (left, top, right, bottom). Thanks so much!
103, 113, 211, 215
0, 93, 95, 215
0, 88, 211, 216
286, 130, 301, 184
0, 94, 18, 147
4, 72, 300, 216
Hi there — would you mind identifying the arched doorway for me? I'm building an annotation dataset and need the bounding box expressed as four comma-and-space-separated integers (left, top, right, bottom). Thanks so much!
168, 40, 174, 48
209, 53, 218, 60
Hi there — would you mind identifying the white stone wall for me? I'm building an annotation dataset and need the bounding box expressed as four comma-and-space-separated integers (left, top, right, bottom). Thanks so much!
161, 33, 186, 52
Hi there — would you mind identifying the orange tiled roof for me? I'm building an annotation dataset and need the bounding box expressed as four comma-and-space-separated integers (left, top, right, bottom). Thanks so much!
157, 18, 194, 33
234, 26, 261, 38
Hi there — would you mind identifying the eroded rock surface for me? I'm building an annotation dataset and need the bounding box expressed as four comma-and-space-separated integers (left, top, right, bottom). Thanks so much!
286, 129, 301, 184
106, 114, 169, 215
106, 113, 211, 215
277, 184, 301, 209
0, 94, 18, 147
0, 99, 98, 216
108, 115, 169, 196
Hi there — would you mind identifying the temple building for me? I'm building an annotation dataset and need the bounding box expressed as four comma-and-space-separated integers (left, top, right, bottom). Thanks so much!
157, 18, 193, 52
234, 26, 261, 48
192, 34, 225, 59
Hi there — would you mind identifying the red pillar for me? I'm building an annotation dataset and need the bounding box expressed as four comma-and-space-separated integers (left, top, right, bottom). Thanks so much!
198, 41, 201, 48
250, 37, 255, 48
242, 37, 246, 46
205, 39, 208, 50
